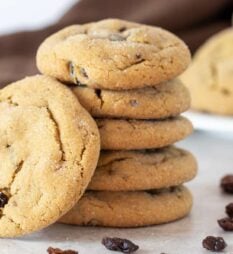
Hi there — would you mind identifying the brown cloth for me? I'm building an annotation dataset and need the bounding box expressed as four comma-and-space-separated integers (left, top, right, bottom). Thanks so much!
0, 0, 232, 87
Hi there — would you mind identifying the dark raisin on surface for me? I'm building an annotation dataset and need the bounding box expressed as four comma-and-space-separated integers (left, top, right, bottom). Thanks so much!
226, 202, 233, 217
135, 53, 141, 59
0, 192, 9, 208
218, 217, 233, 231
94, 89, 102, 99
118, 27, 127, 32
220, 174, 233, 193
68, 62, 82, 85
129, 99, 138, 107
102, 237, 139, 253
202, 236, 227, 252
47, 247, 78, 254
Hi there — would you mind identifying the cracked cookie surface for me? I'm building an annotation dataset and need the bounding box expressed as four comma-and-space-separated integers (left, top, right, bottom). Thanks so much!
72, 79, 190, 119
0, 75, 100, 237
59, 186, 192, 227
88, 146, 197, 191
97, 116, 193, 150
181, 28, 233, 115
37, 19, 191, 90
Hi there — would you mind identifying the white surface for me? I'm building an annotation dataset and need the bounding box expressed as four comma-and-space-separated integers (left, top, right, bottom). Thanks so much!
0, 0, 76, 34
0, 1, 233, 253
185, 111, 233, 135
0, 132, 233, 253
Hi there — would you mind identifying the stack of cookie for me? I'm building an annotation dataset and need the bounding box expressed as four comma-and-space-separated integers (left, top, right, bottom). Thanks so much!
36, 19, 197, 227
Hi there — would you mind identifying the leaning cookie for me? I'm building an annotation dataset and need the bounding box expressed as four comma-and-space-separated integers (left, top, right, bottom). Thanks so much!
0, 75, 100, 237
59, 186, 192, 227
72, 79, 190, 119
97, 116, 193, 150
88, 146, 197, 191
37, 19, 191, 90
181, 28, 233, 115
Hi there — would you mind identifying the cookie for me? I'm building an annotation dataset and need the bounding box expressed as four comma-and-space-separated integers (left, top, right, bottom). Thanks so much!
181, 28, 233, 115
59, 186, 192, 227
72, 79, 190, 119
88, 146, 197, 191
0, 75, 100, 237
97, 116, 193, 150
37, 18, 191, 90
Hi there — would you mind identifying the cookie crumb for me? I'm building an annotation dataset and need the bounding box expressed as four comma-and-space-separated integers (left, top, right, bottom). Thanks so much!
0, 192, 9, 208
47, 247, 78, 254
102, 237, 139, 253
218, 217, 233, 231
202, 236, 227, 252
226, 203, 233, 217
220, 174, 233, 193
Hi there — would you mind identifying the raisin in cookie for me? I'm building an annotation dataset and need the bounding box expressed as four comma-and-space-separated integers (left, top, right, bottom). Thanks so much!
59, 186, 192, 227
181, 28, 233, 115
88, 146, 197, 191
97, 116, 193, 150
37, 19, 191, 90
0, 75, 100, 237
72, 79, 190, 119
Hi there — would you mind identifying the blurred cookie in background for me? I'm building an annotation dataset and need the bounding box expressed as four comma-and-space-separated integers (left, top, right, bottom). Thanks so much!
181, 28, 233, 115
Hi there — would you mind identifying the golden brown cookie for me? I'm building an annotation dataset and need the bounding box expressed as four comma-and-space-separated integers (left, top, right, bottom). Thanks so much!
72, 79, 190, 119
97, 116, 193, 150
0, 75, 100, 237
88, 146, 197, 191
37, 19, 191, 90
181, 28, 233, 115
59, 186, 192, 227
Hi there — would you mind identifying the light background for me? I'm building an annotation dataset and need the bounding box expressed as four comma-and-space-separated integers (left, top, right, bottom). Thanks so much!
0, 0, 77, 35
0, 2, 233, 253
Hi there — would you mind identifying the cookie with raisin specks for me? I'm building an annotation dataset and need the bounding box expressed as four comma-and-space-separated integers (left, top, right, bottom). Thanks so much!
88, 146, 197, 191
97, 116, 193, 150
0, 75, 100, 237
37, 19, 191, 90
59, 186, 192, 227
72, 79, 190, 119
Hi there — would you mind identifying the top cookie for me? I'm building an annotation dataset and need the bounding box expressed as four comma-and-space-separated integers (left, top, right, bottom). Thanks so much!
181, 28, 233, 115
37, 19, 191, 90
0, 75, 100, 237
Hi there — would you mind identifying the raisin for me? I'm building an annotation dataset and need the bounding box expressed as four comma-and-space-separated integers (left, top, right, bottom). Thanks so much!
135, 53, 141, 59
0, 192, 8, 208
47, 247, 78, 254
119, 27, 127, 32
226, 203, 233, 217
129, 100, 138, 107
218, 217, 233, 231
220, 174, 233, 193
102, 237, 139, 253
202, 236, 227, 252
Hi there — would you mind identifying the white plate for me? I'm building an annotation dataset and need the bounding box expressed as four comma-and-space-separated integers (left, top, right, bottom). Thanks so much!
184, 111, 233, 134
